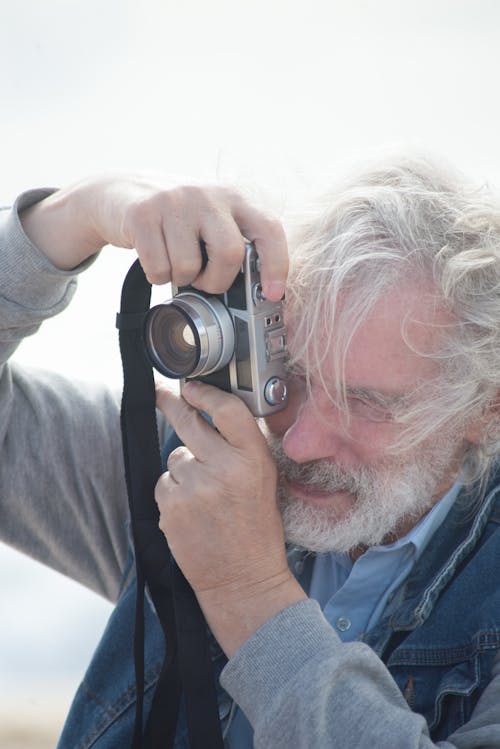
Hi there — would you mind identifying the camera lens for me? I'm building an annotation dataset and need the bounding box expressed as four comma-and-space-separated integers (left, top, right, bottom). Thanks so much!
144, 292, 235, 379
146, 304, 200, 377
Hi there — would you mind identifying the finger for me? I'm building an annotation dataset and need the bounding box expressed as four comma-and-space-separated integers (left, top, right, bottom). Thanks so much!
159, 190, 204, 287
180, 380, 263, 451
160, 186, 247, 294
192, 211, 247, 294
122, 195, 173, 285
156, 383, 225, 462
155, 472, 177, 526
155, 470, 177, 504
230, 195, 288, 301
162, 222, 204, 288
134, 225, 172, 285
166, 445, 193, 478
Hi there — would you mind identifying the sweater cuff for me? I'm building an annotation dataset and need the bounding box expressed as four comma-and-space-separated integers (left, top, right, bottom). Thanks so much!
220, 598, 342, 727
0, 189, 95, 314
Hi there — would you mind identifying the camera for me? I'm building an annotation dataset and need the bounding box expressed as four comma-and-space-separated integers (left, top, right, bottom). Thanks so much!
143, 242, 288, 416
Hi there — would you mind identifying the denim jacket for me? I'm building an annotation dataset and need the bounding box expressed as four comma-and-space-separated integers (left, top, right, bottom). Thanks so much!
374, 467, 500, 741
58, 461, 500, 748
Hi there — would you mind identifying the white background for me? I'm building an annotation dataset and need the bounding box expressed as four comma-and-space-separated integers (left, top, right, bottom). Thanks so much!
1, 0, 500, 744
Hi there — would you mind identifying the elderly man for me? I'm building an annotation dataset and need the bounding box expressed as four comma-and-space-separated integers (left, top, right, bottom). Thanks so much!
1, 156, 499, 748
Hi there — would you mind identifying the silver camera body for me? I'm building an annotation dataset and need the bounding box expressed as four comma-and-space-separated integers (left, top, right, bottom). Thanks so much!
144, 243, 288, 417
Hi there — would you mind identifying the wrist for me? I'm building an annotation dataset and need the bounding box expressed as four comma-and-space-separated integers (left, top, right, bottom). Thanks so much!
197, 571, 307, 658
19, 181, 105, 270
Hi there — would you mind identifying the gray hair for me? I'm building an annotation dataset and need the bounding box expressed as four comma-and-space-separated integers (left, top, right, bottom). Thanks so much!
285, 153, 500, 484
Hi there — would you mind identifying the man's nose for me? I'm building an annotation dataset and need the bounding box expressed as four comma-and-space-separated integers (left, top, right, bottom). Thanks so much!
281, 394, 343, 464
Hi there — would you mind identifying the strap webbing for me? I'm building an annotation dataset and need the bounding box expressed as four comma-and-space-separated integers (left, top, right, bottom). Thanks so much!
118, 259, 224, 749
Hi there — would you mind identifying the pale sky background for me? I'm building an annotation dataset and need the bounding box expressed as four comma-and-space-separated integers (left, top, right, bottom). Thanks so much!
1, 0, 500, 744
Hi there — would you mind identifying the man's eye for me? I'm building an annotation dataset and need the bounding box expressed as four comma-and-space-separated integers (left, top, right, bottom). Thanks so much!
347, 396, 394, 423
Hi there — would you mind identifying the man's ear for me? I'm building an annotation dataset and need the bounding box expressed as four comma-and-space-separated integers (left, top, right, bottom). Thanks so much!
464, 389, 500, 444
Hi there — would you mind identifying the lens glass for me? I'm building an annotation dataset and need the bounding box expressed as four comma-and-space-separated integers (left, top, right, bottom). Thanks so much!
147, 304, 200, 377
181, 325, 195, 347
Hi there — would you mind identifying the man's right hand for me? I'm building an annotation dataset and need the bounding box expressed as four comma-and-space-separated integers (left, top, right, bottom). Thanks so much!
19, 176, 288, 301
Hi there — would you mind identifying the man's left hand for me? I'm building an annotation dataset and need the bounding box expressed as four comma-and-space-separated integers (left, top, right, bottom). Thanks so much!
155, 380, 306, 656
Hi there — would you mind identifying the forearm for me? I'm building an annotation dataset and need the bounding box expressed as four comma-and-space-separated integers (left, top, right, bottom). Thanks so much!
0, 190, 96, 365
0, 194, 128, 596
221, 600, 500, 749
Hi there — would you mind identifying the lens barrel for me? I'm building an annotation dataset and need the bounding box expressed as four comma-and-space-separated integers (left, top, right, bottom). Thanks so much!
144, 292, 235, 379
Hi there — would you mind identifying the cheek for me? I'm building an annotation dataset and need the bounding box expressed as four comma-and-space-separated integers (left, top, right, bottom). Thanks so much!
346, 419, 400, 463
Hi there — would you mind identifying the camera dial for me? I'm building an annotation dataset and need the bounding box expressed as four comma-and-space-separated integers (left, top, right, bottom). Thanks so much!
264, 377, 287, 406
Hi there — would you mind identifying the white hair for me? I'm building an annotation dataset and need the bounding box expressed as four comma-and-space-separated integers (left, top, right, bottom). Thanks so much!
285, 153, 500, 484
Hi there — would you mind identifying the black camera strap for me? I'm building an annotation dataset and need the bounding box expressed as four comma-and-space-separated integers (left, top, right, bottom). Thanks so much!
117, 258, 225, 749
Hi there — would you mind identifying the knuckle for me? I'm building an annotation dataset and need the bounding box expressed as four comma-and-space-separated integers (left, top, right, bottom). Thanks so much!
220, 239, 245, 267
199, 280, 226, 295
142, 254, 171, 285
176, 404, 201, 435
166, 445, 189, 469
173, 184, 210, 212
196, 266, 234, 294
146, 271, 169, 285
157, 188, 184, 218
214, 393, 243, 422
196, 277, 220, 294
185, 183, 210, 202
217, 460, 236, 485
155, 473, 170, 503
158, 514, 167, 534
199, 237, 245, 295
197, 188, 232, 222
220, 185, 246, 206
128, 189, 181, 232
145, 266, 170, 285
260, 214, 285, 242
214, 400, 232, 423
125, 198, 155, 231
176, 183, 202, 199
171, 255, 201, 287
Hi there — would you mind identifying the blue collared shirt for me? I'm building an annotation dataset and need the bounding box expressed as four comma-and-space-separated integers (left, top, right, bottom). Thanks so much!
308, 482, 461, 641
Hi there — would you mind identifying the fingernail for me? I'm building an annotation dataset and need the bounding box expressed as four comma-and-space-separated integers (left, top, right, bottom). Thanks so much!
265, 281, 286, 300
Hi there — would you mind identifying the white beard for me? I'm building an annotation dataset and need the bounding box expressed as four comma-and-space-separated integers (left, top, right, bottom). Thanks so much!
264, 429, 461, 554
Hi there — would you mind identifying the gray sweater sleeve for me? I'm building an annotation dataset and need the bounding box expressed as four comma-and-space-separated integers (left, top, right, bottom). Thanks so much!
220, 599, 500, 748
0, 191, 130, 601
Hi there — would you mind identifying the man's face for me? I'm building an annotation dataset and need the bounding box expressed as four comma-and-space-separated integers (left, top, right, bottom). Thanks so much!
263, 283, 468, 555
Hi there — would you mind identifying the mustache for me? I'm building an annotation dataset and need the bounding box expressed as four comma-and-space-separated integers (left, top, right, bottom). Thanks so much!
266, 434, 371, 496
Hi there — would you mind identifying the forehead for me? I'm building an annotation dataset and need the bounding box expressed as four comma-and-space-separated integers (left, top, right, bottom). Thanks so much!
295, 281, 454, 394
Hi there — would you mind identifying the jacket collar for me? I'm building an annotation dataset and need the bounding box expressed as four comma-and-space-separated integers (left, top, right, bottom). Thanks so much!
387, 464, 500, 632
